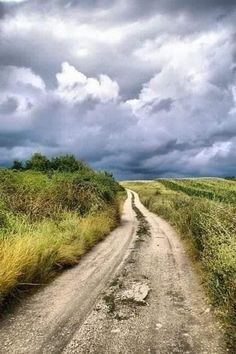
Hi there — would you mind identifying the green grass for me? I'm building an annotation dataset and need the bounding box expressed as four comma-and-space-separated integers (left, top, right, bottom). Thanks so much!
157, 178, 236, 204
123, 179, 236, 350
0, 168, 123, 306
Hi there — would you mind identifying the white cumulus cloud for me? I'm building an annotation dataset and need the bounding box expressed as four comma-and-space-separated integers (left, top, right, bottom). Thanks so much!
56, 62, 119, 103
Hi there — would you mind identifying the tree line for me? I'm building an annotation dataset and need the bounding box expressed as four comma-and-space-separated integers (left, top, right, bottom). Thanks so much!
11, 153, 90, 173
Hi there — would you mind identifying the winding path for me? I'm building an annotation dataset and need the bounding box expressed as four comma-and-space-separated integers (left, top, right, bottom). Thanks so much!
0, 191, 226, 353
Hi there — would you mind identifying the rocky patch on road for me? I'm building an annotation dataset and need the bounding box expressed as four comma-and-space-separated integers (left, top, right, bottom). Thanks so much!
102, 277, 150, 321
99, 197, 151, 320
121, 282, 150, 304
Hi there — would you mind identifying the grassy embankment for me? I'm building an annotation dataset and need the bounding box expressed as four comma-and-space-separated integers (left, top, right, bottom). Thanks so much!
0, 164, 123, 307
123, 179, 236, 349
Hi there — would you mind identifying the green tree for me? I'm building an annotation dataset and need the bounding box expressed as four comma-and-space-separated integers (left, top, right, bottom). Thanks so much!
11, 160, 23, 170
25, 153, 50, 172
51, 154, 88, 172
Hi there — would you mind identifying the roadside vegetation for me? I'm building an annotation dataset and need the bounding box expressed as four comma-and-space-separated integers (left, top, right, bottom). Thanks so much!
123, 179, 236, 349
0, 153, 123, 307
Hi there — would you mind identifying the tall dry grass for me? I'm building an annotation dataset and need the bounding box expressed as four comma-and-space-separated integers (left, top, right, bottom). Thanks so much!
0, 169, 123, 305
0, 207, 119, 302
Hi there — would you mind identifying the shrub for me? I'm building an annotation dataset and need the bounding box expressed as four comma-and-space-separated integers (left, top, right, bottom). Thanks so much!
25, 153, 51, 172
11, 160, 23, 170
13, 152, 93, 174
50, 155, 90, 173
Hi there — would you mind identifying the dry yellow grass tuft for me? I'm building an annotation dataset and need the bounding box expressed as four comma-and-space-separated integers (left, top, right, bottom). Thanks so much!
0, 206, 119, 301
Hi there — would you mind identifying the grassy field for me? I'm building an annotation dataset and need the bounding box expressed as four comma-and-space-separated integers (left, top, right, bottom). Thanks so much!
123, 179, 236, 348
0, 161, 123, 307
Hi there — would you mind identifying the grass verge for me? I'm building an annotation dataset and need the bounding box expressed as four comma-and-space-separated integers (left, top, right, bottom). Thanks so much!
0, 166, 124, 308
0, 206, 120, 305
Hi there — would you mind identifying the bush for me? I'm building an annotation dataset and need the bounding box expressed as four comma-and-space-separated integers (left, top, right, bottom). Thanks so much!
11, 160, 23, 170
13, 152, 92, 174
0, 167, 121, 221
50, 155, 90, 173
25, 153, 51, 172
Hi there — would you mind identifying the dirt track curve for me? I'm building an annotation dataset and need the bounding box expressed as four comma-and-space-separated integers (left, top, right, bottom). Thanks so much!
0, 190, 226, 354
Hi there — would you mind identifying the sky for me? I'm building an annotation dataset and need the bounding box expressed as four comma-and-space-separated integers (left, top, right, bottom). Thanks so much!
0, 0, 236, 178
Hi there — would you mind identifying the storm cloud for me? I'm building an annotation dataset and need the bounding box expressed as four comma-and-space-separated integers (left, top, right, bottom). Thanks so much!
0, 0, 236, 178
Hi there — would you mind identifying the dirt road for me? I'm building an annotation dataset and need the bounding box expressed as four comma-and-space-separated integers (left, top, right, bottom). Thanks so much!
0, 190, 226, 354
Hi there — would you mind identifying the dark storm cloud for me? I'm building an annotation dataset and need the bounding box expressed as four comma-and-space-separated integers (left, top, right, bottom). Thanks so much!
19, 0, 236, 17
0, 97, 18, 114
118, 0, 236, 22
149, 98, 174, 114
0, 131, 31, 148
56, 0, 236, 23
0, 0, 236, 177
0, 3, 5, 18
133, 0, 236, 13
